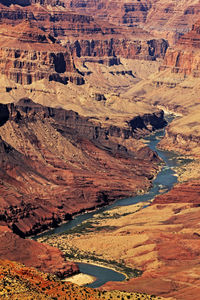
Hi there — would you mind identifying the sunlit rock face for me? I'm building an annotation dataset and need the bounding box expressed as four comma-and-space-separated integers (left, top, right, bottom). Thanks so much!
0, 21, 85, 85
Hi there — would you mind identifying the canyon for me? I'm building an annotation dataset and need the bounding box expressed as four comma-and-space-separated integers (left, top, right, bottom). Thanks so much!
0, 0, 200, 299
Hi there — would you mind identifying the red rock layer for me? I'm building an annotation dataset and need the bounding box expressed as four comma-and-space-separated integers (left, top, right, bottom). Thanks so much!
67, 37, 168, 61
66, 0, 200, 36
0, 259, 100, 299
153, 180, 200, 205
160, 20, 200, 77
0, 21, 84, 85
0, 3, 168, 62
66, 0, 151, 27
0, 226, 78, 277
2, 0, 200, 39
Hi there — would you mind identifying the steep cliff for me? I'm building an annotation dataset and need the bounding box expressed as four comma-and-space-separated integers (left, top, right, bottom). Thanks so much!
65, 0, 200, 38
158, 110, 200, 158
0, 21, 84, 85
160, 20, 200, 77
0, 227, 79, 278
67, 37, 168, 60
0, 2, 168, 63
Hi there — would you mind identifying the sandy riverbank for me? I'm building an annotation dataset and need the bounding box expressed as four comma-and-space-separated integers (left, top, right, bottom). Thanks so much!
63, 273, 96, 286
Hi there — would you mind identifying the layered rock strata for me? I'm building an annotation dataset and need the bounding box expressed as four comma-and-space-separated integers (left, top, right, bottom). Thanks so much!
0, 21, 83, 85
0, 2, 168, 63
67, 38, 168, 60
66, 0, 200, 38
160, 20, 200, 77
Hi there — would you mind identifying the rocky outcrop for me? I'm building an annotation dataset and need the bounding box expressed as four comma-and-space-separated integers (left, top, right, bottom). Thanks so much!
0, 227, 78, 277
0, 258, 94, 299
160, 20, 200, 77
0, 21, 84, 85
153, 180, 200, 205
68, 38, 168, 60
66, 0, 200, 36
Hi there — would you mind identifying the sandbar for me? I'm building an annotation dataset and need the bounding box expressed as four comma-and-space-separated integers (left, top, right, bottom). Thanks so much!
64, 273, 96, 286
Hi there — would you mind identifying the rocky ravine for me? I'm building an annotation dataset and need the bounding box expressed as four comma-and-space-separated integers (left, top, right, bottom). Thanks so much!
0, 98, 165, 237
0, 98, 166, 278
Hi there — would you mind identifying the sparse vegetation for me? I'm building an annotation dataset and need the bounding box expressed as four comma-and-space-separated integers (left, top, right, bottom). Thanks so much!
68, 250, 142, 278
0, 259, 165, 300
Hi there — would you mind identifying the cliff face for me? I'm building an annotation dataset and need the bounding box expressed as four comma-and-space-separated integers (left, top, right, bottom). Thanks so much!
0, 0, 169, 63
0, 3, 119, 37
160, 20, 200, 77
0, 99, 165, 237
67, 38, 168, 60
0, 21, 84, 85
66, 0, 200, 35
158, 123, 200, 158
2, 0, 200, 39
67, 0, 151, 27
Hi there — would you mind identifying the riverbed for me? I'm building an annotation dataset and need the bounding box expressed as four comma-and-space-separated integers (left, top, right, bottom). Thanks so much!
36, 118, 185, 288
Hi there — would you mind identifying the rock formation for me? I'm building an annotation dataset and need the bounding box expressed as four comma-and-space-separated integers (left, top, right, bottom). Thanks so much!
0, 258, 97, 299
0, 227, 78, 277
0, 1, 168, 64
0, 21, 84, 85
160, 20, 200, 77
66, 37, 168, 61
65, 0, 200, 40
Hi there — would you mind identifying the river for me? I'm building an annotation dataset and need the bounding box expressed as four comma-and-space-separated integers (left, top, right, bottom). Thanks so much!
36, 116, 184, 288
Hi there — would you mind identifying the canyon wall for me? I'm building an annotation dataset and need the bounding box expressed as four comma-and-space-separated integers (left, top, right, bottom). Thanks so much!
0, 3, 168, 61
0, 99, 165, 237
0, 21, 84, 85
2, 0, 200, 38
67, 38, 168, 60
65, 0, 200, 36
160, 20, 200, 77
